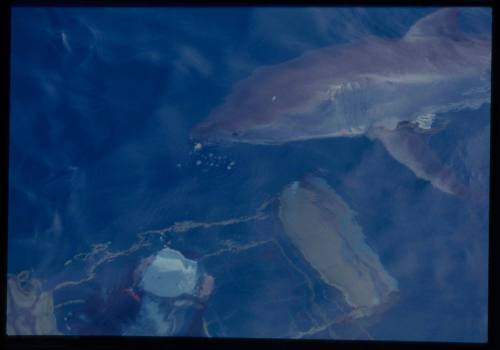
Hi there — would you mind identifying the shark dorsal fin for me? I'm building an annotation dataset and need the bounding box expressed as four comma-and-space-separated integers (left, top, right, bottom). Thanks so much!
404, 8, 461, 41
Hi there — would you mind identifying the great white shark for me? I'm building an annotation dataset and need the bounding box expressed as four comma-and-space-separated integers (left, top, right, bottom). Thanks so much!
190, 8, 491, 197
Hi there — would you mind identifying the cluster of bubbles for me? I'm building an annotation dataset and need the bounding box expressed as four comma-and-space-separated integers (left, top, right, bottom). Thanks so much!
176, 142, 237, 173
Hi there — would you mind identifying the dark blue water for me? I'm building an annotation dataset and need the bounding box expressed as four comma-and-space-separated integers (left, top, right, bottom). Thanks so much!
8, 6, 491, 341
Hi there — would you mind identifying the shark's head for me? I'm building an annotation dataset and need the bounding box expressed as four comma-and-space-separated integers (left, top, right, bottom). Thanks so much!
189, 104, 268, 145
190, 77, 265, 144
190, 67, 316, 145
189, 100, 278, 145
190, 112, 293, 145
190, 117, 238, 145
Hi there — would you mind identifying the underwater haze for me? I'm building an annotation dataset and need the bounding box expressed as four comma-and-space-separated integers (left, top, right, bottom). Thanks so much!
7, 6, 491, 341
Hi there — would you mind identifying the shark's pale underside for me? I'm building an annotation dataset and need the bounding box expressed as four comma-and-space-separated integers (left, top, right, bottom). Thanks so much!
191, 8, 491, 197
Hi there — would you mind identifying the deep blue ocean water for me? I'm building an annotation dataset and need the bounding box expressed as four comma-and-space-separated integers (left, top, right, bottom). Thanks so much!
8, 7, 491, 341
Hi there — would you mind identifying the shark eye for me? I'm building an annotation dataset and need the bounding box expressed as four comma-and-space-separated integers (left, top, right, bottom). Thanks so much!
232, 131, 239, 137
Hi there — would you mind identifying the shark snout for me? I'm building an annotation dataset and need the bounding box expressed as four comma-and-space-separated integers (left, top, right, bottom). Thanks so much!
190, 120, 237, 145
190, 121, 212, 139
189, 122, 218, 145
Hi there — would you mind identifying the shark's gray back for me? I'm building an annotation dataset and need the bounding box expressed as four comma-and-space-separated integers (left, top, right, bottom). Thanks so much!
236, 34, 490, 144
192, 8, 491, 145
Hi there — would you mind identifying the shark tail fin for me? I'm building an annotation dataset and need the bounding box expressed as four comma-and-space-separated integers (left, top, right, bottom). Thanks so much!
404, 8, 461, 41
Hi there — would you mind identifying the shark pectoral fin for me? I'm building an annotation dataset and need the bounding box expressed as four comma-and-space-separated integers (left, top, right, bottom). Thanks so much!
404, 8, 461, 41
369, 126, 465, 196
